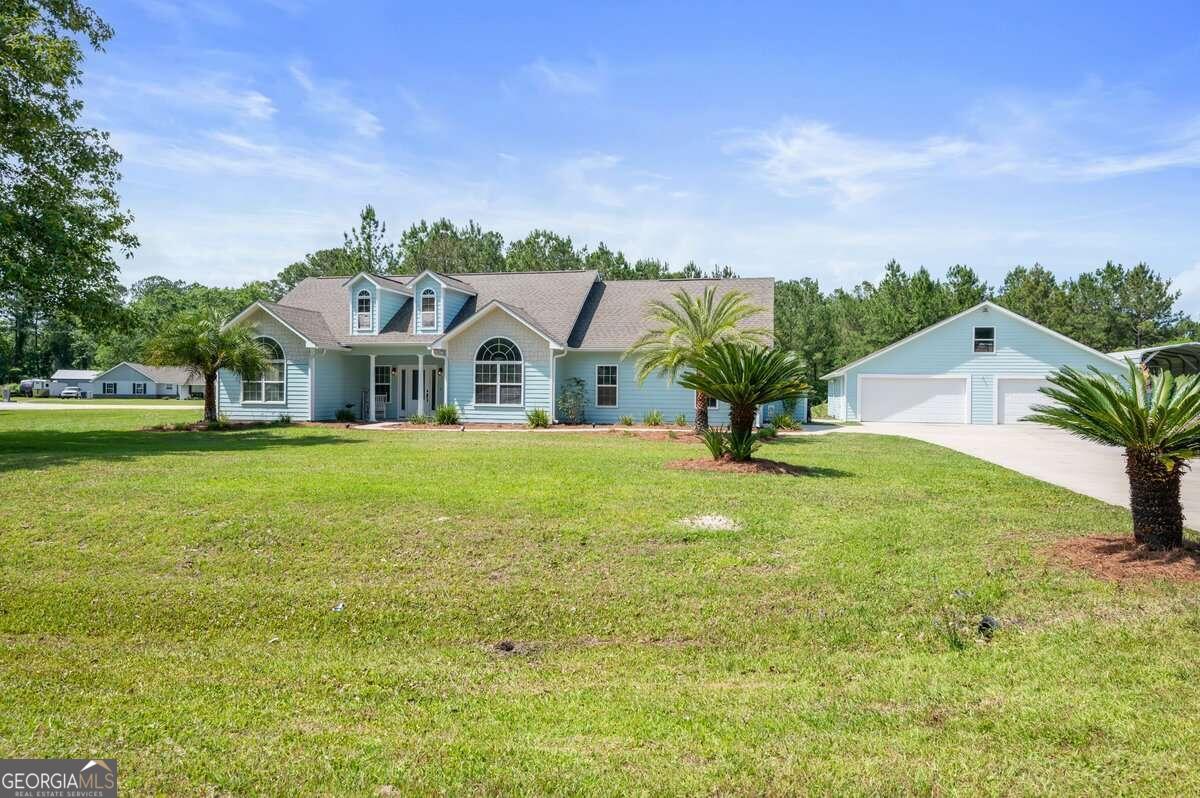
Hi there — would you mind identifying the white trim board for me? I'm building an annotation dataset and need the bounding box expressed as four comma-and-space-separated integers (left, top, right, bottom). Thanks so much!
821, 301, 1121, 379
856, 374, 972, 424
226, 302, 319, 349
431, 301, 565, 350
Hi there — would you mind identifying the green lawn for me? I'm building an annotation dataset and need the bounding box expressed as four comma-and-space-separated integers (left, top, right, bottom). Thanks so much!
2, 409, 1198, 795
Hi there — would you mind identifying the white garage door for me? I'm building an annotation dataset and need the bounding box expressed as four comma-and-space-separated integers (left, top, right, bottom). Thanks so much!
859, 376, 967, 423
997, 377, 1053, 424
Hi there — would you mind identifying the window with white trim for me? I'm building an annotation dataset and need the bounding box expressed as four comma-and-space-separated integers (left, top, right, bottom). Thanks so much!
103, 382, 116, 395
474, 337, 522, 405
596, 365, 618, 407
356, 290, 372, 331
420, 288, 436, 330
973, 326, 995, 353
374, 365, 391, 403
132, 383, 146, 395
243, 337, 286, 403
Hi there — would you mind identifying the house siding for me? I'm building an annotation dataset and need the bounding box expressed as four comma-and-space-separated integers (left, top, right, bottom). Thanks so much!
313, 352, 367, 420
378, 290, 406, 330
445, 312, 552, 423
217, 314, 312, 421
557, 352, 735, 426
837, 306, 1125, 422
443, 288, 470, 330
93, 364, 166, 398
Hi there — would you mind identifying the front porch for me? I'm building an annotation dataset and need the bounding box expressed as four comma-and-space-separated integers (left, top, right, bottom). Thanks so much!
359, 349, 446, 421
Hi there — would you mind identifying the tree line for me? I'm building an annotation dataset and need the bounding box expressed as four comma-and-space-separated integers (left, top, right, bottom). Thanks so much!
777, 259, 1192, 399
0, 207, 737, 377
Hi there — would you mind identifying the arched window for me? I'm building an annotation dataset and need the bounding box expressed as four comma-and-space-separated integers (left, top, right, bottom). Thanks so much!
243, 336, 285, 403
420, 288, 437, 330
474, 337, 522, 405
356, 289, 372, 331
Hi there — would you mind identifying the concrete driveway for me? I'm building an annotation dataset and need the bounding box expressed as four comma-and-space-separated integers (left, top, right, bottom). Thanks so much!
836, 422, 1200, 525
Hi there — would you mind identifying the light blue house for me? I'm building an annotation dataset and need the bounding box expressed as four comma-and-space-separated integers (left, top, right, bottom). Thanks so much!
217, 269, 790, 424
822, 301, 1126, 424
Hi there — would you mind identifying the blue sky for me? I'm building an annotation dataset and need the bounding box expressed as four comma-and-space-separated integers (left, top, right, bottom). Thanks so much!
87, 1, 1200, 309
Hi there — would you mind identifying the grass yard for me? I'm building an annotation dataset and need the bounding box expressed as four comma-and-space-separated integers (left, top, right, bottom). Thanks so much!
2, 409, 1199, 795
12, 397, 203, 405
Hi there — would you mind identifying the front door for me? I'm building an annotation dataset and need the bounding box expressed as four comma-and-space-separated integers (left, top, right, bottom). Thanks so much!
425, 367, 439, 410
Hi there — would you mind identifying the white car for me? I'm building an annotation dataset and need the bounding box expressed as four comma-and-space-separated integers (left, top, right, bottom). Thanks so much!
59, 386, 81, 399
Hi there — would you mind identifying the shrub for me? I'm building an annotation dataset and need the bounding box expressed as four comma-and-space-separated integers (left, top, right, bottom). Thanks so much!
674, 412, 687, 427
334, 408, 356, 423
277, 415, 292, 426
701, 427, 728, 460
810, 401, 829, 419
556, 377, 586, 424
644, 409, 663, 426
172, 421, 192, 431
618, 415, 634, 426
408, 413, 432, 425
729, 427, 761, 460
773, 412, 796, 429
781, 397, 798, 415
434, 404, 460, 425
756, 423, 778, 440
527, 408, 551, 428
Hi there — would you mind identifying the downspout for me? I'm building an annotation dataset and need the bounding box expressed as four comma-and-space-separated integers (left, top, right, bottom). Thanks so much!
551, 349, 568, 424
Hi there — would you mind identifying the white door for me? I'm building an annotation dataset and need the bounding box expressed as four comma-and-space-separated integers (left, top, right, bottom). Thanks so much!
997, 377, 1052, 424
859, 376, 968, 423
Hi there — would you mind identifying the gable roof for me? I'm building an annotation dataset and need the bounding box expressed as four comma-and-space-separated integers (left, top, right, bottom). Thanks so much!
432, 300, 567, 349
341, 272, 412, 295
94, 362, 204, 384
252, 270, 773, 352
820, 301, 1123, 379
408, 269, 477, 295
226, 300, 344, 349
570, 277, 775, 349
51, 369, 99, 381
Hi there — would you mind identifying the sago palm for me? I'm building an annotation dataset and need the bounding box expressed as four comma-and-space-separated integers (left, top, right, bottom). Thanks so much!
1026, 361, 1200, 549
146, 308, 271, 423
625, 286, 770, 432
679, 343, 810, 460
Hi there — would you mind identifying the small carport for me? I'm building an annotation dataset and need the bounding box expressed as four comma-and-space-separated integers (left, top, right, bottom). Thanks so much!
1110, 343, 1200, 375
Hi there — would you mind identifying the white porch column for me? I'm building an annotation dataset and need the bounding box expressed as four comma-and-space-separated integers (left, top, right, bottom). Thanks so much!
368, 353, 377, 421
417, 353, 425, 415
442, 359, 448, 413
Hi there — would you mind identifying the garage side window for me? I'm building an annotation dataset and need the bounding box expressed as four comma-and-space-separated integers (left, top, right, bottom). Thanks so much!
973, 326, 995, 353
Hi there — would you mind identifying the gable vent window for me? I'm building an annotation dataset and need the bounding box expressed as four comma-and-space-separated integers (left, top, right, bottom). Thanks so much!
973, 326, 995, 353
356, 290, 372, 331
474, 337, 522, 406
420, 288, 437, 330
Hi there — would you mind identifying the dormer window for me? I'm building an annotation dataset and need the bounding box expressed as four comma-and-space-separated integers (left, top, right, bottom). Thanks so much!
356, 290, 372, 331
973, 326, 995, 353
420, 288, 436, 331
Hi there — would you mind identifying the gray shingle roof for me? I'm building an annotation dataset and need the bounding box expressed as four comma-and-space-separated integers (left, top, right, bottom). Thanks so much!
266, 271, 773, 351
570, 277, 775, 349
51, 369, 99, 381
95, 363, 204, 384
257, 301, 345, 349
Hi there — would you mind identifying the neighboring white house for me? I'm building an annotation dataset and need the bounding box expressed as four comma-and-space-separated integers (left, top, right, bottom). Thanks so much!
91, 363, 205, 399
822, 301, 1128, 424
50, 369, 99, 397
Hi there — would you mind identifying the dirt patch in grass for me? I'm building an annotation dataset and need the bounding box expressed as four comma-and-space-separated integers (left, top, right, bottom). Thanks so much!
1048, 535, 1200, 582
666, 456, 813, 475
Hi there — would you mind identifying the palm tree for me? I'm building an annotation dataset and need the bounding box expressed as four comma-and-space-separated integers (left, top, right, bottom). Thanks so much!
625, 286, 770, 432
146, 309, 270, 423
679, 343, 810, 459
1026, 361, 1200, 549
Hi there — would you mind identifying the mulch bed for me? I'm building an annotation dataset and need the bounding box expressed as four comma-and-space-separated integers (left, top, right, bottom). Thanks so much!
1047, 535, 1200, 582
666, 455, 811, 475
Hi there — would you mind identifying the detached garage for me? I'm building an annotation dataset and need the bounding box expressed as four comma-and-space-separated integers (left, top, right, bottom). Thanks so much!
822, 302, 1126, 424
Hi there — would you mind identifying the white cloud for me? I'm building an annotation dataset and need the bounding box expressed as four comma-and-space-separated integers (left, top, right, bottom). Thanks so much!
524, 57, 605, 95
92, 74, 276, 121
289, 62, 382, 138
552, 153, 627, 207
729, 121, 973, 206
